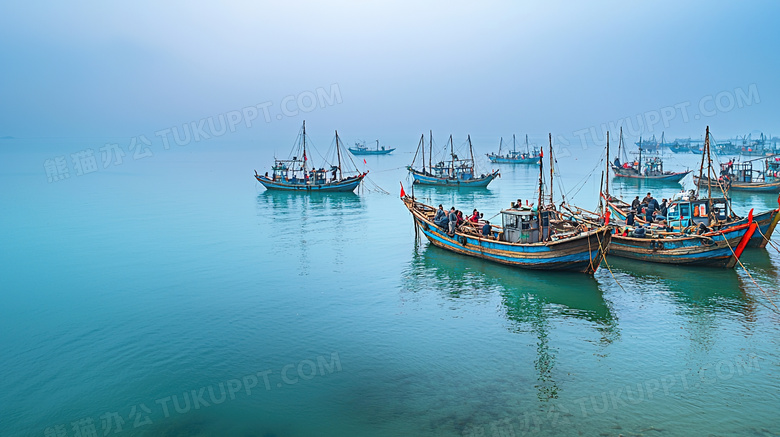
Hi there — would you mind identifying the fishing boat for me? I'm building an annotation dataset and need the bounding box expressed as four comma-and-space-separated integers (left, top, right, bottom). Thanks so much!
348, 140, 395, 155
486, 134, 541, 164
563, 134, 756, 268
254, 121, 367, 192
407, 131, 500, 187
611, 128, 691, 182
693, 155, 780, 192
605, 127, 780, 248
402, 135, 611, 273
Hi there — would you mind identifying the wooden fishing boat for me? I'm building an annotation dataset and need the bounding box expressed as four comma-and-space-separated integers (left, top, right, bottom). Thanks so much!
402, 134, 612, 274
254, 121, 367, 192
408, 131, 500, 187
603, 192, 779, 249
606, 214, 756, 268
611, 128, 690, 182
486, 134, 541, 164
604, 128, 780, 248
568, 133, 757, 268
402, 199, 610, 273
348, 140, 395, 155
693, 155, 780, 192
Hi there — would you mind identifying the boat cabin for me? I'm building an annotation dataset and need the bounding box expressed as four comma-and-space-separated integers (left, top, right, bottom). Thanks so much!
500, 208, 551, 243
666, 197, 731, 229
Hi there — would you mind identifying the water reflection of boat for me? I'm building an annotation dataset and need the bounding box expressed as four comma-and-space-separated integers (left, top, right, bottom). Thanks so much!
404, 245, 619, 400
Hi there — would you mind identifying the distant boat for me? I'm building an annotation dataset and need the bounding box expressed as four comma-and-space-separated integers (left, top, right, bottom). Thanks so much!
610, 128, 690, 182
348, 140, 395, 155
694, 155, 780, 192
486, 134, 541, 164
407, 131, 500, 187
402, 136, 611, 273
254, 121, 367, 192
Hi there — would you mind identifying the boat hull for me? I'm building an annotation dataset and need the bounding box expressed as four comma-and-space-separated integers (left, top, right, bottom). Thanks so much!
404, 198, 611, 273
487, 156, 540, 164
255, 174, 366, 192
408, 168, 500, 187
613, 169, 691, 182
693, 175, 780, 192
607, 223, 754, 268
604, 195, 778, 248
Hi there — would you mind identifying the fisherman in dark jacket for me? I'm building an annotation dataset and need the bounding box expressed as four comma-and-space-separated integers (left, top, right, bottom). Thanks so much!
448, 207, 458, 235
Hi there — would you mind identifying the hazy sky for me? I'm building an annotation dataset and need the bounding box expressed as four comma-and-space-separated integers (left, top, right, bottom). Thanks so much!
1, 0, 779, 149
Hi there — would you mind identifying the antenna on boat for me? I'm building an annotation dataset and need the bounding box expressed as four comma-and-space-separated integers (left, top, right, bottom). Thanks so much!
538, 136, 545, 231
513, 134, 517, 155
498, 137, 503, 155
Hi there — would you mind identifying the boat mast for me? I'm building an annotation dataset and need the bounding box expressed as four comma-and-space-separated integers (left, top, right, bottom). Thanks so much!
468, 135, 474, 171
498, 137, 503, 156
537, 138, 544, 231
421, 134, 426, 173
513, 134, 517, 155
429, 130, 433, 172
335, 130, 343, 180
706, 126, 713, 214
525, 134, 530, 155
549, 133, 554, 206
302, 120, 308, 177
449, 135, 454, 177
638, 146, 643, 176
605, 131, 610, 196
696, 128, 707, 198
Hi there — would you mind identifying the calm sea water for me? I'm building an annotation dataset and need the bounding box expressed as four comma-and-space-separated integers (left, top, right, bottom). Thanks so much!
1, 136, 779, 437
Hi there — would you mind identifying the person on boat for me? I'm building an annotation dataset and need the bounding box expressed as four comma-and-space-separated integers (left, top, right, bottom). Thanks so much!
659, 199, 668, 217
456, 210, 465, 226
481, 221, 492, 238
642, 193, 652, 205
645, 199, 656, 223
434, 205, 447, 228
470, 209, 480, 223
448, 208, 458, 236
696, 223, 711, 235
626, 210, 636, 226
632, 224, 646, 238
631, 196, 641, 210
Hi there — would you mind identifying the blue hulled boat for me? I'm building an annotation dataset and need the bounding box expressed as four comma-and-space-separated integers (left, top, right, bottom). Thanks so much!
407, 131, 499, 187
403, 197, 611, 273
254, 121, 367, 192
348, 140, 395, 155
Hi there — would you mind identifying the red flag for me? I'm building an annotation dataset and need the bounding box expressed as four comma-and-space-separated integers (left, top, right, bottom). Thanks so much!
303, 150, 307, 161
400, 182, 406, 198
540, 149, 544, 158
363, 159, 367, 164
